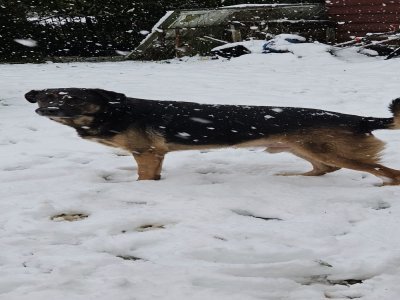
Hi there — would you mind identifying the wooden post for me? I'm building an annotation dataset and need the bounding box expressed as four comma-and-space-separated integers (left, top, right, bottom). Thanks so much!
175, 28, 181, 57
326, 27, 336, 44
230, 22, 242, 42
156, 29, 166, 47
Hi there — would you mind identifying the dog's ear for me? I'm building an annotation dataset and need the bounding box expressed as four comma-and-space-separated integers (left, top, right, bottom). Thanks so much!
92, 89, 127, 104
25, 90, 40, 103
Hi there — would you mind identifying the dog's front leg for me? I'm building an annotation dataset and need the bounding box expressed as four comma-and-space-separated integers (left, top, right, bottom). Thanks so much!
132, 151, 165, 180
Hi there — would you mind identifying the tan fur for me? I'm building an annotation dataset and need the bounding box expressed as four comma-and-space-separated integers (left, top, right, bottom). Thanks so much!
267, 129, 400, 185
86, 126, 400, 184
393, 112, 400, 129
167, 137, 285, 151
133, 152, 165, 180
84, 128, 168, 180
50, 116, 94, 127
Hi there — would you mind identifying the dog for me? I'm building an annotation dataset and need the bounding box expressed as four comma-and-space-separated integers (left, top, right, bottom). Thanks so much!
25, 88, 400, 185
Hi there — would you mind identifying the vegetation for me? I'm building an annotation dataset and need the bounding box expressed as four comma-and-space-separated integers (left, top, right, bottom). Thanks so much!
0, 0, 281, 62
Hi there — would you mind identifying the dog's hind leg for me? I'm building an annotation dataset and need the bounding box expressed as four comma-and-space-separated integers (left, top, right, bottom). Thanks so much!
287, 130, 400, 185
283, 162, 340, 176
318, 158, 400, 186
133, 151, 165, 180
266, 145, 340, 176
278, 151, 341, 176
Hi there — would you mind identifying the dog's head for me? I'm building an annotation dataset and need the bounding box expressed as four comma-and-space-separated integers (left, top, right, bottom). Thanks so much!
25, 88, 126, 118
25, 88, 127, 127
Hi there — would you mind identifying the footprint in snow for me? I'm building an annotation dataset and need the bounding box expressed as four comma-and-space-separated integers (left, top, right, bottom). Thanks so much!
3, 165, 29, 171
51, 213, 89, 222
232, 209, 283, 221
119, 224, 167, 234
371, 201, 391, 210
116, 255, 144, 261
24, 126, 38, 132
0, 100, 10, 106
299, 274, 365, 286
196, 166, 231, 175
135, 224, 166, 232
122, 201, 147, 206
100, 172, 135, 183
67, 157, 93, 165
0, 139, 17, 145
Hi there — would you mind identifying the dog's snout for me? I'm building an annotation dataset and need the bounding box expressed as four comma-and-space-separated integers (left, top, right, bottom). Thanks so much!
25, 90, 40, 103
35, 107, 60, 116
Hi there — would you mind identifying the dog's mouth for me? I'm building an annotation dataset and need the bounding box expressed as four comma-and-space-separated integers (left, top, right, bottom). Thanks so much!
35, 107, 81, 118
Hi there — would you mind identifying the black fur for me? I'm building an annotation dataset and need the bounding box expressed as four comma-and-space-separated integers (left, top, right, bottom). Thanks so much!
125, 99, 393, 145
389, 98, 400, 116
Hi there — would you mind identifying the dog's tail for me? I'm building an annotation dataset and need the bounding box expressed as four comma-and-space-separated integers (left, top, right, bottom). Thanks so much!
389, 98, 400, 129
360, 98, 400, 132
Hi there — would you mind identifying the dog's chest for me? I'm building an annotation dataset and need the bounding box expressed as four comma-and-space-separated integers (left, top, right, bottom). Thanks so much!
85, 128, 167, 153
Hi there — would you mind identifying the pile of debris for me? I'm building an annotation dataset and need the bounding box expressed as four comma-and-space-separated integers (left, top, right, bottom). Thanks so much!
331, 31, 400, 60
125, 1, 400, 61
210, 31, 400, 60
127, 4, 332, 61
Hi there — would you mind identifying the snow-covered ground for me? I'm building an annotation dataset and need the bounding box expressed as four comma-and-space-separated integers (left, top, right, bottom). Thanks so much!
1, 44, 400, 300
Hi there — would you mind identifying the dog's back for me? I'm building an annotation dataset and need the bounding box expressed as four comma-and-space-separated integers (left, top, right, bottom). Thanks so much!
124, 97, 394, 146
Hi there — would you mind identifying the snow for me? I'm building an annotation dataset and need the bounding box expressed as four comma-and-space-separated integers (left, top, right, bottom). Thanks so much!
212, 35, 310, 54
212, 40, 267, 53
115, 50, 131, 56
27, 16, 97, 26
190, 117, 212, 124
1, 44, 400, 300
13, 39, 38, 48
139, 30, 150, 36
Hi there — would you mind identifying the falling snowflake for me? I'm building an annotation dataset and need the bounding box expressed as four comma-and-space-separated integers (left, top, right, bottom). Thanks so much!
14, 39, 38, 47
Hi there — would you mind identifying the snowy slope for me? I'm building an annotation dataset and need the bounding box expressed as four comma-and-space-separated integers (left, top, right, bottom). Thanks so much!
1, 44, 400, 300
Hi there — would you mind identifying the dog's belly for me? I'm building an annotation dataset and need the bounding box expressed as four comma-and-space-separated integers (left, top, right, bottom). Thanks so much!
166, 136, 288, 152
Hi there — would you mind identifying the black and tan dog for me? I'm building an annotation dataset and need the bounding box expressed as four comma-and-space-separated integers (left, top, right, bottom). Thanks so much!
25, 88, 400, 185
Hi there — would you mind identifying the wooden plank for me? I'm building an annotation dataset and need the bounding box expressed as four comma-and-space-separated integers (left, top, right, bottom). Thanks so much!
328, 13, 400, 23
130, 10, 179, 56
335, 22, 400, 32
326, 4, 400, 14
326, 0, 400, 6
334, 30, 400, 42
226, 5, 326, 23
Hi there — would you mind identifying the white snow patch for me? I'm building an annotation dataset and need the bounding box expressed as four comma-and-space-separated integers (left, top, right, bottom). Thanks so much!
1, 45, 400, 300
177, 132, 191, 138
115, 50, 131, 56
212, 34, 316, 57
14, 39, 38, 47
190, 117, 212, 124
212, 40, 266, 53
140, 30, 150, 36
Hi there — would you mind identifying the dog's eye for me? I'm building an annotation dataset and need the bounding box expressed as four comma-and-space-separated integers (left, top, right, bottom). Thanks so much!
64, 98, 83, 107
